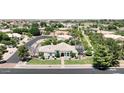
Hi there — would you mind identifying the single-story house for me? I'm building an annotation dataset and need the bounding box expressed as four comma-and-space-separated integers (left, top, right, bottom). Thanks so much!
38, 42, 78, 59
63, 23, 76, 28
118, 27, 124, 31
58, 28, 70, 31
97, 30, 124, 41
50, 30, 69, 36
0, 29, 12, 33
39, 27, 45, 34
57, 35, 72, 40
7, 33, 22, 40
90, 28, 99, 32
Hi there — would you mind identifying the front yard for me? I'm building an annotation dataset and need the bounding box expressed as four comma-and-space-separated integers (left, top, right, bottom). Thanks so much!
27, 56, 93, 65
27, 59, 61, 64
64, 57, 93, 64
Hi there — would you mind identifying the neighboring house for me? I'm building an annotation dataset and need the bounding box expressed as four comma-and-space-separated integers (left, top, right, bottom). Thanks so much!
0, 29, 12, 33
118, 27, 124, 31
58, 28, 70, 31
39, 27, 45, 35
97, 30, 124, 41
97, 30, 114, 35
63, 23, 77, 28
50, 30, 69, 36
104, 34, 124, 41
7, 33, 22, 40
38, 42, 78, 59
57, 35, 72, 40
90, 28, 99, 32
0, 43, 5, 46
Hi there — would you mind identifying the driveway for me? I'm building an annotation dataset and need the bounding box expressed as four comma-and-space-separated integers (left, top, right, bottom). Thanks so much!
3, 48, 17, 61
6, 35, 51, 63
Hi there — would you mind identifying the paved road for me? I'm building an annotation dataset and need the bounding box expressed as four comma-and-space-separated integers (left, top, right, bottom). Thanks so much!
0, 68, 123, 74
6, 35, 51, 63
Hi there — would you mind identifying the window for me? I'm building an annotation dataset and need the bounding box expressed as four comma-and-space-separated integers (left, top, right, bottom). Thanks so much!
49, 53, 52, 56
67, 52, 69, 56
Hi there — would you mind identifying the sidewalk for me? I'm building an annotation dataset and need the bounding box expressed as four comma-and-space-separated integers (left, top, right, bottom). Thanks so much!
115, 64, 124, 68
15, 62, 124, 69
15, 63, 92, 69
1, 63, 124, 69
0, 63, 16, 68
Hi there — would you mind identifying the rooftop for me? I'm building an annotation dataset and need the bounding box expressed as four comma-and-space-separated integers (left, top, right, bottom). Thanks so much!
57, 35, 72, 40
39, 42, 77, 53
7, 33, 22, 38
0, 29, 12, 32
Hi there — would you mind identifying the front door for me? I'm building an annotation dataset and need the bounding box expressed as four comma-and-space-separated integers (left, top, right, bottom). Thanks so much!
61, 53, 64, 57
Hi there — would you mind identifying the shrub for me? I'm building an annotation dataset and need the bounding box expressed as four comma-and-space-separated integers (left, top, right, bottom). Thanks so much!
70, 51, 76, 58
55, 51, 60, 58
85, 50, 92, 56
39, 52, 45, 59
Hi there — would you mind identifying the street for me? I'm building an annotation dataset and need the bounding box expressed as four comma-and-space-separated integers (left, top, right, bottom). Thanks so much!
0, 68, 123, 74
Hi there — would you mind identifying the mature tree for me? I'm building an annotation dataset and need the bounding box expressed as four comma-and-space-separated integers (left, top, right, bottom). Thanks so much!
93, 45, 112, 70
105, 38, 120, 67
13, 28, 29, 34
2, 34, 10, 41
70, 51, 76, 58
29, 23, 40, 36
45, 26, 54, 32
0, 33, 3, 41
113, 21, 124, 28
41, 38, 58, 45
10, 39, 17, 47
17, 45, 29, 61
39, 52, 45, 59
57, 23, 64, 28
13, 28, 22, 34
119, 42, 124, 60
0, 45, 7, 53
107, 24, 117, 30
40, 22, 47, 27
1, 40, 15, 47
0, 45, 7, 60
0, 52, 2, 60
0, 32, 10, 42
90, 24, 98, 28
88, 32, 105, 48
32, 22, 39, 27
85, 48, 92, 56
115, 31, 124, 36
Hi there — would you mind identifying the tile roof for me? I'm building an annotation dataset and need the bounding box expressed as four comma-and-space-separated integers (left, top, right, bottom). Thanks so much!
39, 42, 77, 53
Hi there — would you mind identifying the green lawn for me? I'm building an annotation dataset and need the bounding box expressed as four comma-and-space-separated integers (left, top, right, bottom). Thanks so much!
28, 59, 61, 64
27, 57, 93, 65
65, 57, 93, 64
